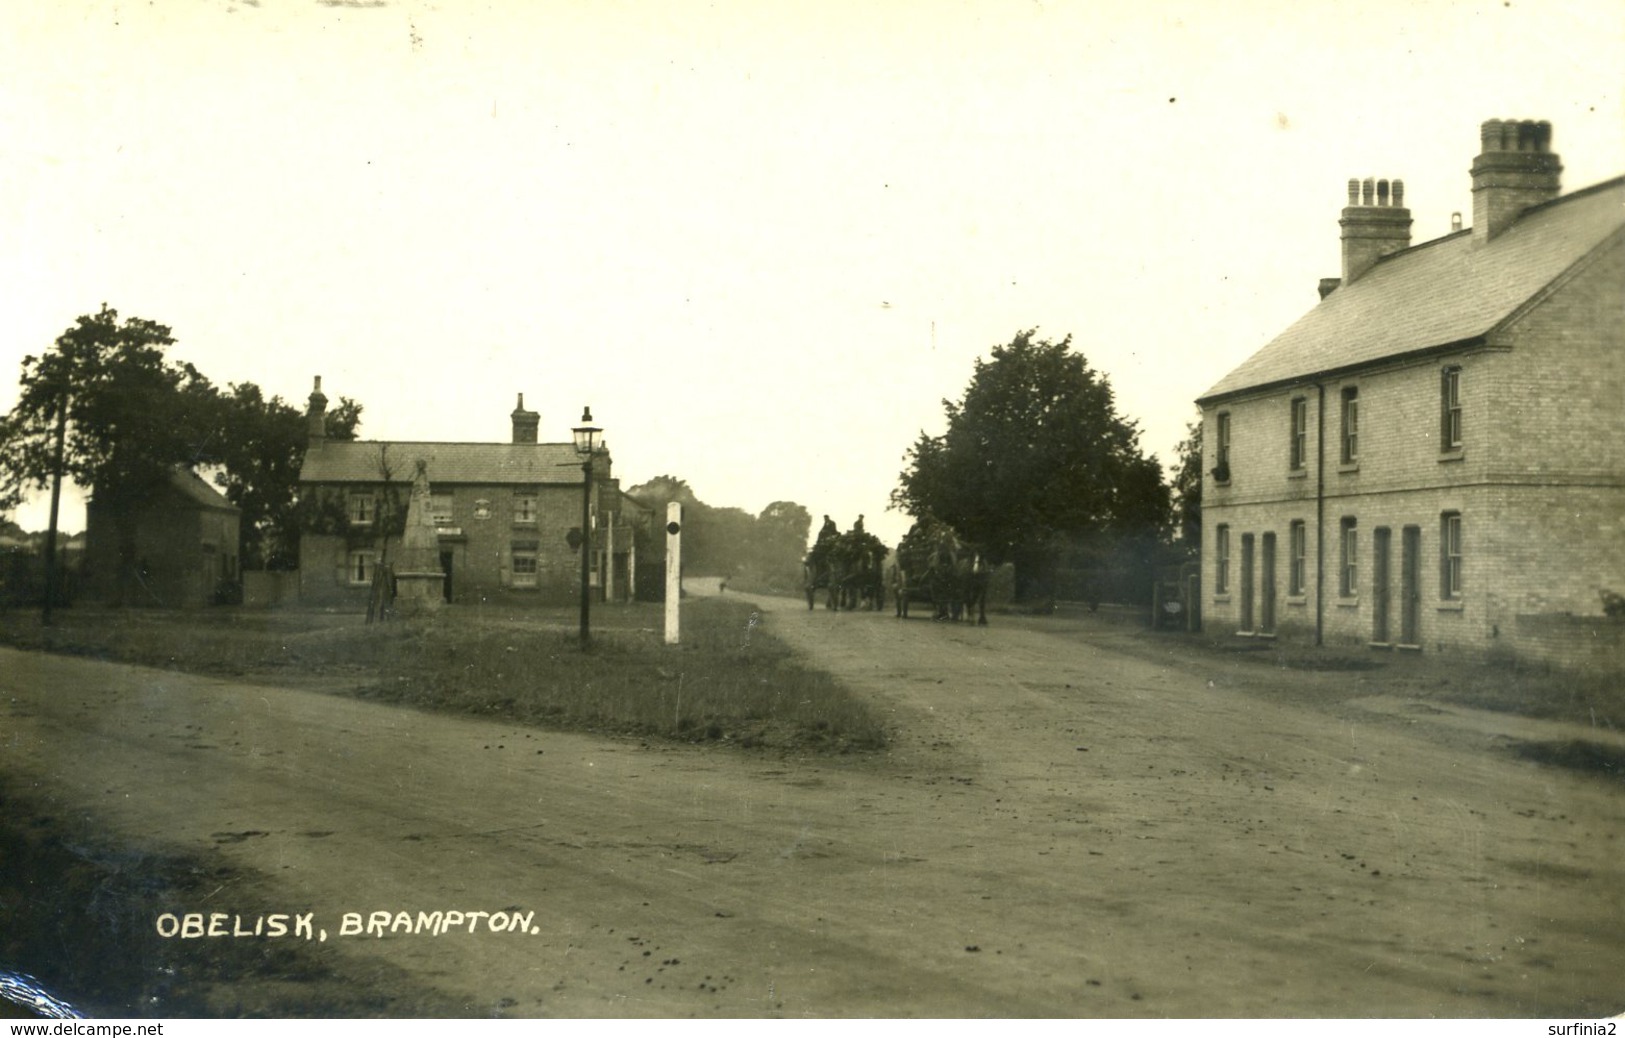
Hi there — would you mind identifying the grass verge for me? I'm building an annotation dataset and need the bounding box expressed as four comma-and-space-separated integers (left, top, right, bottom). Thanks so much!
0, 598, 888, 753
1027, 606, 1623, 733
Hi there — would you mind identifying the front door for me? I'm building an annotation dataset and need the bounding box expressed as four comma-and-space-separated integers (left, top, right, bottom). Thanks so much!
1372, 527, 1391, 644
1239, 533, 1255, 632
1259, 532, 1276, 634
1400, 526, 1421, 645
439, 550, 454, 603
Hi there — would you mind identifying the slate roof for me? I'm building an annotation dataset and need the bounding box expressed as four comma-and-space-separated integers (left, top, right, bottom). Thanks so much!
1199, 175, 1625, 403
169, 468, 238, 511
299, 441, 594, 486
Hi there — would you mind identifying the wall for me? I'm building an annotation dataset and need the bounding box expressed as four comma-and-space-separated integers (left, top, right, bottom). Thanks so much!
243, 570, 299, 608
85, 493, 238, 608
298, 481, 605, 607
1511, 614, 1625, 675
1202, 346, 1517, 654
1481, 236, 1625, 622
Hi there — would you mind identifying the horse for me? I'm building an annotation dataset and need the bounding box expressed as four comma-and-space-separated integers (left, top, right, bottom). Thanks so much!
891, 524, 990, 625
841, 547, 886, 611
952, 550, 991, 626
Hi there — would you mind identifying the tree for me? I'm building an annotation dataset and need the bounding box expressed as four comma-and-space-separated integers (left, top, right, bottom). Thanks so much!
1170, 416, 1203, 549
626, 478, 812, 588
891, 329, 1170, 601
756, 500, 812, 568
0, 306, 220, 604
212, 383, 361, 570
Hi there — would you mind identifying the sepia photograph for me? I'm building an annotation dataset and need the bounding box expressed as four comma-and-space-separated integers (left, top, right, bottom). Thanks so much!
1, 0, 1622, 1023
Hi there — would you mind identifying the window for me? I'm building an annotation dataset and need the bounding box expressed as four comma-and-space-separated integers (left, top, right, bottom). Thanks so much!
1213, 412, 1232, 482
1339, 517, 1358, 596
430, 492, 454, 526
347, 551, 376, 586
513, 549, 539, 588
1215, 524, 1230, 594
348, 492, 375, 525
514, 494, 538, 524
1440, 367, 1462, 451
1441, 512, 1463, 599
1289, 520, 1306, 596
1289, 397, 1308, 471
1340, 387, 1359, 464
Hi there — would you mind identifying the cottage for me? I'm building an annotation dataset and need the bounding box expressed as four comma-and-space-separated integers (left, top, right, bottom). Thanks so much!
1197, 119, 1624, 667
297, 380, 647, 607
83, 467, 241, 608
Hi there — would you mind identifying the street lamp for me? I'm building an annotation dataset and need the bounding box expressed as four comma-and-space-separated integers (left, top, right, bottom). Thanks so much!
572, 406, 602, 648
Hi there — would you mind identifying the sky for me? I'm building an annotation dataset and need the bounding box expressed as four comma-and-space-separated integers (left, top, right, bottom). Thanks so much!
3, 0, 1622, 549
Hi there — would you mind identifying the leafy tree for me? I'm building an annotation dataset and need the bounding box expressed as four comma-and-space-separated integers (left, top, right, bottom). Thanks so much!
212, 383, 361, 570
626, 478, 812, 588
1, 306, 366, 588
1170, 417, 1203, 549
757, 500, 812, 562
891, 329, 1170, 601
0, 306, 219, 604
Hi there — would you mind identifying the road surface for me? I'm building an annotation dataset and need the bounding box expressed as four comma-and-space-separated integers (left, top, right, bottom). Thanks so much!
3, 595, 1622, 1017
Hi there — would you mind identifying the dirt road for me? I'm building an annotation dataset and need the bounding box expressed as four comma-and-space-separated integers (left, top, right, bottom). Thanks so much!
3, 594, 1622, 1017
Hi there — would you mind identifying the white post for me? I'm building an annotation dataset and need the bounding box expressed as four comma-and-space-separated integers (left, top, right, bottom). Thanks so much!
664, 502, 682, 645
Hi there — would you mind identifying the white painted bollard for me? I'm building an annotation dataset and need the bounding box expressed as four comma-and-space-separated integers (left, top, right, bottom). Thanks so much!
664, 502, 682, 645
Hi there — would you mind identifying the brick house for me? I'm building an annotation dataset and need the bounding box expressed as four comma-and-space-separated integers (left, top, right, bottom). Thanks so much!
297, 380, 648, 607
1196, 119, 1624, 667
83, 467, 241, 608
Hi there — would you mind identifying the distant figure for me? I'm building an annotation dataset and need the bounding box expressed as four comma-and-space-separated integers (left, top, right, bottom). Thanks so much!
853, 514, 866, 536
817, 515, 839, 545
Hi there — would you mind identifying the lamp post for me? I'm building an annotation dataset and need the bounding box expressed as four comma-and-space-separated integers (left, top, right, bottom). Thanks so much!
572, 406, 602, 648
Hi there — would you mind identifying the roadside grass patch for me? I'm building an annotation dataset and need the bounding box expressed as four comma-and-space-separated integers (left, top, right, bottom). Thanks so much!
1511, 739, 1625, 783
1222, 638, 1623, 729
0, 599, 887, 753
362, 599, 887, 751
1013, 608, 1623, 731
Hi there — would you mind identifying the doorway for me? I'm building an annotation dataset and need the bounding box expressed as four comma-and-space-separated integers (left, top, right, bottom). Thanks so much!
1400, 526, 1421, 646
1372, 527, 1391, 644
1239, 533, 1255, 632
1259, 532, 1276, 634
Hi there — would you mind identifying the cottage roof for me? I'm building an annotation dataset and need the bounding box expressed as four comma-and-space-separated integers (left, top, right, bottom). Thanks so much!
299, 440, 595, 486
170, 468, 239, 511
1198, 176, 1625, 403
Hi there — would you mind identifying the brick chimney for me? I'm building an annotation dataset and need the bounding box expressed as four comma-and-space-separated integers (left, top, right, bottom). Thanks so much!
511, 393, 540, 444
1471, 118, 1561, 242
1339, 176, 1412, 284
306, 376, 328, 446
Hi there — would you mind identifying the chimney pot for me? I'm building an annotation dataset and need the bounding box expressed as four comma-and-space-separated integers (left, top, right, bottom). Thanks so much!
1340, 172, 1412, 283
1471, 117, 1562, 241
511, 392, 541, 444
307, 376, 329, 445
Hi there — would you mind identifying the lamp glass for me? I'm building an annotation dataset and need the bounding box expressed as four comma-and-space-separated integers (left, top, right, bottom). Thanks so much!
572, 407, 601, 455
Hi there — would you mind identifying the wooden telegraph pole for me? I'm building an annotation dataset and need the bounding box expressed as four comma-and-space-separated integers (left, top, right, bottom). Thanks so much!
42, 391, 69, 626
